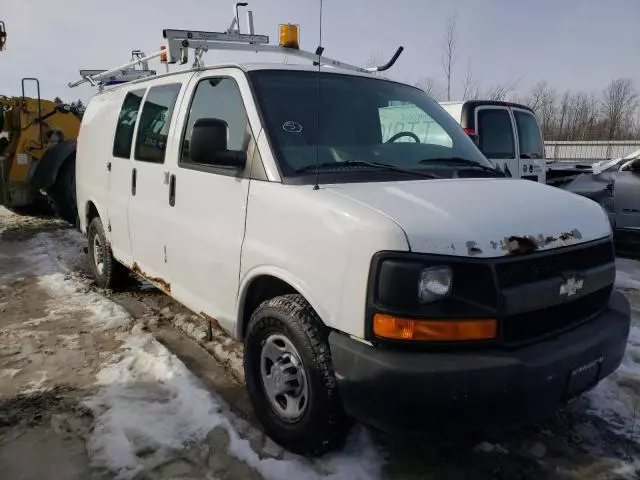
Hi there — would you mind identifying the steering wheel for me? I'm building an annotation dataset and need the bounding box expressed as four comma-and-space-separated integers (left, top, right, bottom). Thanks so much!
386, 131, 420, 143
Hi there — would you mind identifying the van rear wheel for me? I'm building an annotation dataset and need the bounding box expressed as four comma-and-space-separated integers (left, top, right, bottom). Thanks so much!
243, 294, 352, 456
87, 217, 128, 289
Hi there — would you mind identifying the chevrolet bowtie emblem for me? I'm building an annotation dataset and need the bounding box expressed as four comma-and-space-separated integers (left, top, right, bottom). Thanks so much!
559, 277, 584, 297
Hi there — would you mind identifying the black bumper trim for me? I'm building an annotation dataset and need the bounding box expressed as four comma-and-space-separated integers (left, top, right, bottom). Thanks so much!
329, 290, 630, 433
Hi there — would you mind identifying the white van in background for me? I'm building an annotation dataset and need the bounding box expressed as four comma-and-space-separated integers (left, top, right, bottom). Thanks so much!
440, 100, 547, 183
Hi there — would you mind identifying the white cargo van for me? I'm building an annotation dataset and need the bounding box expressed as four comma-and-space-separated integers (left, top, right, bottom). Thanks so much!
73, 21, 630, 456
440, 100, 547, 183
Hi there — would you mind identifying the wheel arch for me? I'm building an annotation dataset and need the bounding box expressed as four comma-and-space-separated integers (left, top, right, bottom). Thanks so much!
236, 267, 330, 340
82, 199, 105, 236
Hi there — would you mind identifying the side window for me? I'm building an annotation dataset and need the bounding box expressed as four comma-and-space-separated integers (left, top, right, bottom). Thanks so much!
113, 90, 144, 158
134, 84, 182, 164
181, 77, 248, 165
477, 109, 515, 158
378, 102, 453, 147
514, 110, 543, 159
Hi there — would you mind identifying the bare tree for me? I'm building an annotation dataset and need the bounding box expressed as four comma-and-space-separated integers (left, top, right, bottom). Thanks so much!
517, 78, 640, 141
461, 61, 480, 100
601, 78, 638, 140
441, 11, 457, 101
415, 77, 445, 101
485, 79, 520, 102
526, 81, 549, 111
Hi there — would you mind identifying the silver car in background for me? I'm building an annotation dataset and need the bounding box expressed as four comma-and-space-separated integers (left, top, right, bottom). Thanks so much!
564, 148, 640, 255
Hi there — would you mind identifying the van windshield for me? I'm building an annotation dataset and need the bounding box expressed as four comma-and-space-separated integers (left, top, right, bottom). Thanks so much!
248, 70, 490, 182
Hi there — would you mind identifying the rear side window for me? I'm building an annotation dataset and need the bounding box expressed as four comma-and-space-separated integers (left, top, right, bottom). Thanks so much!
514, 110, 543, 159
181, 77, 248, 165
112, 90, 144, 158
134, 84, 182, 164
477, 109, 515, 159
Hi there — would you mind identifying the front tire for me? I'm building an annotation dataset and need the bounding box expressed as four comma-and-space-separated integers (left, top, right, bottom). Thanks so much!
243, 294, 352, 456
87, 217, 128, 289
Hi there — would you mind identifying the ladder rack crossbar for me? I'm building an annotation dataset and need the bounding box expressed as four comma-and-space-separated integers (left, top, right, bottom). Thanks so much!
165, 38, 371, 74
163, 28, 269, 45
68, 50, 162, 88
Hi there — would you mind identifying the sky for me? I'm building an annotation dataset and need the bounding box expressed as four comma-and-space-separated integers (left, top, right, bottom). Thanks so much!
1, 0, 639, 103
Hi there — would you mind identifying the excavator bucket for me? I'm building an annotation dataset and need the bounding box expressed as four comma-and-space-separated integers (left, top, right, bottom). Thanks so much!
0, 21, 6, 51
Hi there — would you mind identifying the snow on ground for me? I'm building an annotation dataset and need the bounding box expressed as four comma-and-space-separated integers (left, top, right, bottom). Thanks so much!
0, 211, 384, 480
86, 325, 383, 480
586, 259, 640, 449
616, 259, 640, 292
5, 207, 640, 479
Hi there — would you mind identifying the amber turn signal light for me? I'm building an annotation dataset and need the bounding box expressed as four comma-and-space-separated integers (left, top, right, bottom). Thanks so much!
373, 314, 497, 341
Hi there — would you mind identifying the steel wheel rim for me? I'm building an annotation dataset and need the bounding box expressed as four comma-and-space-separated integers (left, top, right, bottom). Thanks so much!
93, 234, 105, 275
260, 333, 309, 422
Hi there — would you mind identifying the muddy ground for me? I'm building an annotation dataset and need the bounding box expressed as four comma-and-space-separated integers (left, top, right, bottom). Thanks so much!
1, 208, 640, 480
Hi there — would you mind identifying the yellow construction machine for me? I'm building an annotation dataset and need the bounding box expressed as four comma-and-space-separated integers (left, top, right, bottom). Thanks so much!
0, 21, 81, 224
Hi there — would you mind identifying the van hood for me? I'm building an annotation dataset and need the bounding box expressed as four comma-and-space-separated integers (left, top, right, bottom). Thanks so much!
326, 178, 611, 258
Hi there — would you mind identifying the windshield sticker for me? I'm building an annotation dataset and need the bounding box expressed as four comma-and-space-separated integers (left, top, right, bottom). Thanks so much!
282, 120, 303, 133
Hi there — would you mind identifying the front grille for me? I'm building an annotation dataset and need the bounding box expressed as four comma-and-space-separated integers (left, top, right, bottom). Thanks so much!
495, 241, 613, 289
502, 287, 612, 345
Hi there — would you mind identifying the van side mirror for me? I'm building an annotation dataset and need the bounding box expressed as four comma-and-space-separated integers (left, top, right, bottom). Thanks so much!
190, 118, 246, 168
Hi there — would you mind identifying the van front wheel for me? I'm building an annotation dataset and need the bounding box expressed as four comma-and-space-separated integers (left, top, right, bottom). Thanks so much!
87, 217, 128, 289
243, 294, 352, 456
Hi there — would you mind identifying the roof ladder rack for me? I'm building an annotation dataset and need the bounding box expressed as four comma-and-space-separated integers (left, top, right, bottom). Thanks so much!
68, 1, 404, 88
69, 50, 159, 89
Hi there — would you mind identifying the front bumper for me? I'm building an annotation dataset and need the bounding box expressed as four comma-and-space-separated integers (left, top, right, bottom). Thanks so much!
329, 290, 630, 433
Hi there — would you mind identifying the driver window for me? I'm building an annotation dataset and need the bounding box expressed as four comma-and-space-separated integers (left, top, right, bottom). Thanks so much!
378, 101, 453, 147
181, 77, 249, 166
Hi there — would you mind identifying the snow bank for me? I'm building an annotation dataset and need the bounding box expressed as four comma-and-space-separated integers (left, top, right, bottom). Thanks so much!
85, 329, 220, 478
4, 227, 384, 479
86, 327, 384, 480
39, 272, 131, 330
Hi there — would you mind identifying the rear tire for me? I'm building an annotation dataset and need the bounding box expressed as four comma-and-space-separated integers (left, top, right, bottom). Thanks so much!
87, 217, 128, 289
243, 294, 352, 456
49, 156, 78, 226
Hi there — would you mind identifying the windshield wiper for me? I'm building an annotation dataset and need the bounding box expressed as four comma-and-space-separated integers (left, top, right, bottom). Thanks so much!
295, 160, 442, 179
520, 153, 542, 159
418, 157, 505, 176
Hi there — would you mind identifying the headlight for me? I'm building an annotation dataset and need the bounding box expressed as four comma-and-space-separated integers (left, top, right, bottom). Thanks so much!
418, 266, 453, 303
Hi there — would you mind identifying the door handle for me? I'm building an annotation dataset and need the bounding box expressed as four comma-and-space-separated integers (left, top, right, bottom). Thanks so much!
131, 168, 137, 196
169, 174, 176, 207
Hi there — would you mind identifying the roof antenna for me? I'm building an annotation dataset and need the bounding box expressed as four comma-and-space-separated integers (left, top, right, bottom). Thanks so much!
313, 0, 324, 191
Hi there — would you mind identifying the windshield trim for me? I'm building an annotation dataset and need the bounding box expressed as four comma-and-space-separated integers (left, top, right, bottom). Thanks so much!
246, 69, 489, 186
277, 168, 452, 186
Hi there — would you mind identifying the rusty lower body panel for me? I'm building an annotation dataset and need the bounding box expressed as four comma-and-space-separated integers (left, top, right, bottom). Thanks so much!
131, 262, 171, 293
